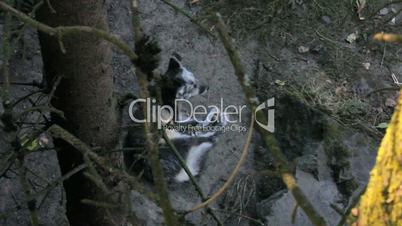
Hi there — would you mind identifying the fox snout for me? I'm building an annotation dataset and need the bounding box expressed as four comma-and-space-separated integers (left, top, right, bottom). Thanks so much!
199, 84, 209, 95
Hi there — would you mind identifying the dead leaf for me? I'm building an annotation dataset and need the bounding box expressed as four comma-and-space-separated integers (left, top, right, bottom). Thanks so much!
385, 196, 394, 203
362, 62, 370, 70
374, 107, 383, 113
385, 98, 397, 107
275, 79, 286, 86
298, 46, 309, 53
376, 122, 388, 129
335, 86, 347, 96
346, 32, 358, 43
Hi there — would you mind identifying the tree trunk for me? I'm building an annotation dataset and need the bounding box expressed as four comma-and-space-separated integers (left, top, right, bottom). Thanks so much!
352, 91, 402, 225
36, 1, 121, 225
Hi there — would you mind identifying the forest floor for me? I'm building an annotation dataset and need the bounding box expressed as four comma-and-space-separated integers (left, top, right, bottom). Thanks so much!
1, 0, 401, 225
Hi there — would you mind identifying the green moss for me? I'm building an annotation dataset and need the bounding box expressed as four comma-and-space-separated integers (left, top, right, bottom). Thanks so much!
336, 97, 369, 119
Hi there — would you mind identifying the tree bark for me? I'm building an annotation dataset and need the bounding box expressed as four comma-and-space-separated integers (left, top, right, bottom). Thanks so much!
36, 1, 121, 225
352, 91, 402, 225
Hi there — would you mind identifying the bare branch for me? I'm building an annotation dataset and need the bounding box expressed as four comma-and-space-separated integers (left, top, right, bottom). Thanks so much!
35, 164, 87, 208
0, 151, 16, 178
47, 124, 156, 202
374, 32, 402, 43
162, 131, 224, 226
213, 12, 328, 226
128, 1, 179, 225
16, 157, 40, 226
190, 113, 254, 212
81, 199, 118, 209
16, 106, 65, 120
0, 1, 138, 61
210, 207, 265, 225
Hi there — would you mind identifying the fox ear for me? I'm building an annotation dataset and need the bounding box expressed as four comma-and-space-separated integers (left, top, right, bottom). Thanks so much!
166, 57, 181, 75
172, 52, 182, 61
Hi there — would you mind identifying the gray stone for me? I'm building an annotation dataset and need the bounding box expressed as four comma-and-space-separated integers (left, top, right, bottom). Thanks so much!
379, 8, 389, 16
322, 15, 331, 24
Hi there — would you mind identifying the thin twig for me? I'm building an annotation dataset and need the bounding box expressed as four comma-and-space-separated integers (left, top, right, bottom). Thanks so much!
366, 87, 400, 97
81, 199, 118, 209
1, 10, 12, 101
190, 114, 254, 212
330, 204, 344, 216
47, 124, 156, 202
45, 0, 56, 14
0, 1, 138, 61
47, 75, 62, 104
16, 106, 65, 120
210, 207, 264, 225
0, 81, 43, 87
0, 10, 18, 132
80, 150, 110, 195
35, 164, 87, 208
129, 0, 142, 42
381, 42, 386, 67
0, 151, 16, 178
11, 90, 44, 108
16, 157, 40, 226
336, 184, 367, 226
162, 131, 224, 226
213, 12, 327, 226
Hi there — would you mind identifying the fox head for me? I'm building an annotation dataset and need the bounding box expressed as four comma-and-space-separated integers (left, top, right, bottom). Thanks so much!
160, 54, 208, 105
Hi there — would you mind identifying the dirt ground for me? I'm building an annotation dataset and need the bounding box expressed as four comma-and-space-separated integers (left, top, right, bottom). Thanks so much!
1, 0, 401, 225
